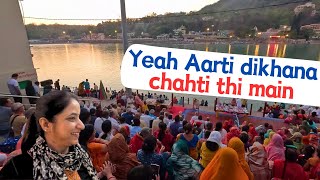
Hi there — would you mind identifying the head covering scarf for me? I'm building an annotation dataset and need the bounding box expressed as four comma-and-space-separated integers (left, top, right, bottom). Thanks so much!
247, 142, 270, 180
290, 132, 303, 152
166, 140, 202, 180
263, 131, 275, 146
309, 133, 319, 148
249, 127, 258, 143
228, 137, 254, 180
200, 147, 249, 180
302, 135, 310, 145
227, 127, 241, 143
108, 133, 139, 180
266, 134, 285, 161
264, 129, 273, 139
199, 131, 225, 168
28, 136, 98, 180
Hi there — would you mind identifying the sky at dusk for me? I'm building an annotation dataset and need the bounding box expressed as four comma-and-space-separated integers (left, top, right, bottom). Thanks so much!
20, 0, 218, 25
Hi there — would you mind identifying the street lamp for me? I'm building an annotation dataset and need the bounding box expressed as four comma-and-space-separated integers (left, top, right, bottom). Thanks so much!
89, 31, 92, 40
206, 28, 210, 32
62, 31, 66, 34
211, 25, 214, 33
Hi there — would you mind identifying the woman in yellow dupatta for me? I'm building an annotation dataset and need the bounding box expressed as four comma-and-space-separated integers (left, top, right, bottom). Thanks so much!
200, 147, 248, 180
228, 137, 254, 180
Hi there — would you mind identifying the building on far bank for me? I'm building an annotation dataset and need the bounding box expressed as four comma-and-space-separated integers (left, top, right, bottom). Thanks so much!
117, 32, 135, 39
156, 34, 170, 40
257, 28, 281, 39
294, 2, 316, 15
300, 23, 320, 38
82, 33, 105, 40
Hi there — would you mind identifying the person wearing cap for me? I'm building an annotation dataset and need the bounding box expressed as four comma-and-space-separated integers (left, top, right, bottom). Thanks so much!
9, 103, 26, 137
129, 127, 151, 154
199, 131, 226, 168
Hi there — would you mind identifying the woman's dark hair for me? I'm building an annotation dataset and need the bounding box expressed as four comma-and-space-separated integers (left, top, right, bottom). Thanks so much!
35, 91, 78, 136
101, 120, 112, 139
198, 115, 202, 120
206, 122, 213, 131
21, 112, 38, 154
285, 146, 298, 162
240, 133, 249, 145
204, 130, 211, 139
133, 118, 140, 126
79, 124, 95, 149
168, 114, 173, 119
158, 122, 167, 141
241, 125, 249, 132
142, 136, 157, 154
127, 165, 153, 180
0, 98, 9, 106
182, 120, 188, 127
215, 122, 222, 131
206, 141, 219, 152
79, 108, 90, 124
89, 108, 96, 115
183, 123, 193, 134
119, 117, 126, 124
284, 139, 294, 146
259, 131, 265, 143
304, 145, 316, 159
159, 115, 164, 121
174, 115, 180, 122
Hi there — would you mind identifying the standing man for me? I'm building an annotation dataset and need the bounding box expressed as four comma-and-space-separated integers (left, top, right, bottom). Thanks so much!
33, 81, 40, 96
93, 83, 99, 98
83, 79, 90, 97
7, 73, 22, 103
54, 79, 60, 90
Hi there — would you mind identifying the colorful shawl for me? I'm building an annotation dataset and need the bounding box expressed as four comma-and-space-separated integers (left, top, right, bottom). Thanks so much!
166, 140, 202, 180
28, 136, 98, 180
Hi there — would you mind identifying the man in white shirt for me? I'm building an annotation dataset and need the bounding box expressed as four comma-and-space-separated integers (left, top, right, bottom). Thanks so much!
191, 112, 198, 123
313, 107, 320, 117
107, 110, 121, 132
33, 81, 40, 96
7, 73, 22, 103
140, 110, 155, 128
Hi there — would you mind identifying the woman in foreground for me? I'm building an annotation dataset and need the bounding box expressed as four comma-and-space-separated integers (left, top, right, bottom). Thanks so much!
0, 91, 111, 179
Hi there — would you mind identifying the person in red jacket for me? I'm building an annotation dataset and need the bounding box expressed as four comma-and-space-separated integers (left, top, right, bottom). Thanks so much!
129, 127, 151, 153
153, 122, 175, 152
272, 145, 308, 180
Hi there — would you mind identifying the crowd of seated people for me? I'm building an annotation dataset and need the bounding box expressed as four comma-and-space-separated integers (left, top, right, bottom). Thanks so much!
0, 91, 319, 179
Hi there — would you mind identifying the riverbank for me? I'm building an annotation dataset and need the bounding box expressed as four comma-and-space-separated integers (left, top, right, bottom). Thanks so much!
29, 38, 320, 45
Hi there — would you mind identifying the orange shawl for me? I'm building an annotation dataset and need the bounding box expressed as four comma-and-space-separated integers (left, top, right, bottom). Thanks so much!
228, 137, 254, 180
200, 147, 249, 180
108, 134, 140, 180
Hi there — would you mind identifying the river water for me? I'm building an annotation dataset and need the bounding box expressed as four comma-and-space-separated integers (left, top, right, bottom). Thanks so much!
31, 42, 320, 110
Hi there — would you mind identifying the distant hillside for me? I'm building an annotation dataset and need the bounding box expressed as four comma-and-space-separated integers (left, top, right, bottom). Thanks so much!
196, 0, 320, 35
25, 0, 320, 40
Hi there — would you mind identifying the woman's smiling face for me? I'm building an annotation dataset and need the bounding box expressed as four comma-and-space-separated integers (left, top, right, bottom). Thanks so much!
46, 99, 85, 151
